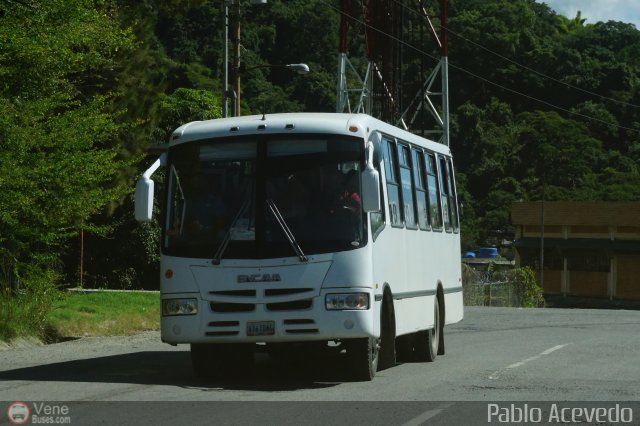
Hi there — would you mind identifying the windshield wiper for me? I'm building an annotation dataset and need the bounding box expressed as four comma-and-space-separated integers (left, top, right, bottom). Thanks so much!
267, 199, 308, 262
212, 184, 253, 265
170, 165, 186, 235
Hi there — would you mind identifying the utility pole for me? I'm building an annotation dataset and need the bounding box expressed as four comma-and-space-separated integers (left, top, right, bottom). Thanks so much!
232, 0, 241, 116
226, 0, 267, 117
540, 174, 546, 291
440, 0, 450, 146
222, 2, 229, 117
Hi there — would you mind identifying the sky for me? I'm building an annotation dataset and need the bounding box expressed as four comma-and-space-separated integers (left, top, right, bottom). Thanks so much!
539, 0, 640, 28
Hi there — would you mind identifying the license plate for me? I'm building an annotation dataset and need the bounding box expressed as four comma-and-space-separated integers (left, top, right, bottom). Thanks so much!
247, 321, 275, 336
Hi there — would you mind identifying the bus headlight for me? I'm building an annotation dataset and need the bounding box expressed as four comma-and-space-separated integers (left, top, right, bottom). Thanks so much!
162, 298, 198, 316
325, 293, 369, 310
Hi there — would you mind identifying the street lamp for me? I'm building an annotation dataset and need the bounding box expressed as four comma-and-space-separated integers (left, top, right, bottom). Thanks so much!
228, 63, 310, 116
284, 63, 310, 74
222, 1, 310, 117
244, 63, 310, 74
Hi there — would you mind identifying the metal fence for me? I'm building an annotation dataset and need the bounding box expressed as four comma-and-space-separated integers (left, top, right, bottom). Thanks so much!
462, 265, 529, 307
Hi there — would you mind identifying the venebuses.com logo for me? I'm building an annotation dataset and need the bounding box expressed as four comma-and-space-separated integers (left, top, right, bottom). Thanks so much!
6, 401, 71, 424
7, 402, 30, 425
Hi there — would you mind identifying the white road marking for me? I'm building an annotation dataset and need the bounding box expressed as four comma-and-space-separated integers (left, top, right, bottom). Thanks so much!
402, 403, 455, 426
489, 344, 569, 380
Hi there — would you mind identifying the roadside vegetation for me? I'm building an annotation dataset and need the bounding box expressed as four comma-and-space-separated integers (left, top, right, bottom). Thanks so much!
1, 291, 159, 344
0, 268, 58, 343
463, 265, 545, 308
47, 292, 160, 340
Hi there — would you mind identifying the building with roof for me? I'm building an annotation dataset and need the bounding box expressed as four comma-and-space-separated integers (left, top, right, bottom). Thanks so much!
511, 202, 640, 301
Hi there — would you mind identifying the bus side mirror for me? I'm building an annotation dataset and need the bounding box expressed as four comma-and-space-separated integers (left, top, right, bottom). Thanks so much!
135, 177, 154, 222
134, 153, 166, 222
361, 165, 381, 213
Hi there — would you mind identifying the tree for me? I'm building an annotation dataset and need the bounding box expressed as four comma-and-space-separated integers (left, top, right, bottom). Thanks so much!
0, 0, 136, 292
514, 110, 603, 199
65, 87, 222, 289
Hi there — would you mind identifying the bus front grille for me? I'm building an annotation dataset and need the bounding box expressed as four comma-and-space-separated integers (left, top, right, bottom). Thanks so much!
283, 319, 315, 325
204, 317, 318, 336
283, 318, 318, 334
266, 299, 312, 311
208, 297, 313, 313
284, 329, 319, 334
209, 290, 256, 297
205, 330, 239, 336
210, 302, 255, 313
265, 288, 313, 296
205, 320, 241, 336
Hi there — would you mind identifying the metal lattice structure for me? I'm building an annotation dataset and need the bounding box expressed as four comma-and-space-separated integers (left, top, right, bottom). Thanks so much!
336, 0, 450, 146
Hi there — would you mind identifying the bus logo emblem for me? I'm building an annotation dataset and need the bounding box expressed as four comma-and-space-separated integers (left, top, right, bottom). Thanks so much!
237, 274, 282, 283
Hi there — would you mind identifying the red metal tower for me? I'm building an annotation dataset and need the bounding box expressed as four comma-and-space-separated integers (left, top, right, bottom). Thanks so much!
336, 0, 450, 145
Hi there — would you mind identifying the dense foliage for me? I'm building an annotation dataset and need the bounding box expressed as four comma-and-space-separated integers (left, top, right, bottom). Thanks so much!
447, 0, 640, 248
0, 1, 135, 298
1, 0, 639, 305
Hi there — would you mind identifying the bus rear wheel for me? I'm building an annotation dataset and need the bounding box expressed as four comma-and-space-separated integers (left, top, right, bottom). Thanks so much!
414, 296, 440, 362
347, 337, 379, 381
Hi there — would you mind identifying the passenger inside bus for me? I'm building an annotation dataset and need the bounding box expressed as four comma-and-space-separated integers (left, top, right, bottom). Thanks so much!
340, 169, 361, 212
313, 167, 362, 243
182, 173, 227, 238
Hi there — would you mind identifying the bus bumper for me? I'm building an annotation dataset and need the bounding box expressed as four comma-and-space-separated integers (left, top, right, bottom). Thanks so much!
160, 288, 377, 345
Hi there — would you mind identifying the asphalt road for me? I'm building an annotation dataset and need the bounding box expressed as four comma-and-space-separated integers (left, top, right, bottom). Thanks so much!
1, 306, 639, 424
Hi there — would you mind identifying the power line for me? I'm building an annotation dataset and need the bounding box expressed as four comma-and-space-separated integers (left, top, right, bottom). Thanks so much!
446, 27, 640, 109
390, 0, 640, 109
447, 61, 640, 133
322, 0, 640, 134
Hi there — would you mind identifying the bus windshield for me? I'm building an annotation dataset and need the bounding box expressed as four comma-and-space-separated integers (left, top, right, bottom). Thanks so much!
163, 134, 365, 259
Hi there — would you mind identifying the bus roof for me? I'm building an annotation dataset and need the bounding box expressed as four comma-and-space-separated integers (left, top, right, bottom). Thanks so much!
168, 113, 451, 156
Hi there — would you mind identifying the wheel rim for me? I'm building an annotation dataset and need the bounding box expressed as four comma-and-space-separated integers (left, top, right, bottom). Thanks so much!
371, 337, 380, 371
431, 298, 440, 354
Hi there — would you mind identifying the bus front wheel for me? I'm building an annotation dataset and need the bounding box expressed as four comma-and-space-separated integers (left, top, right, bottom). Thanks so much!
347, 336, 379, 381
378, 294, 396, 370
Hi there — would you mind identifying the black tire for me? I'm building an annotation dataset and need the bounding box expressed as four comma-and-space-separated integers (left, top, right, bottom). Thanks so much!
191, 343, 213, 377
437, 294, 445, 356
347, 337, 379, 381
378, 296, 396, 370
191, 343, 254, 378
414, 296, 440, 362
395, 333, 414, 362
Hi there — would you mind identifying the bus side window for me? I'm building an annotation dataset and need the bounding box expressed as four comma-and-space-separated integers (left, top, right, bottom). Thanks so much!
412, 149, 429, 231
425, 152, 443, 231
446, 158, 460, 232
383, 139, 402, 227
398, 144, 417, 229
438, 155, 452, 232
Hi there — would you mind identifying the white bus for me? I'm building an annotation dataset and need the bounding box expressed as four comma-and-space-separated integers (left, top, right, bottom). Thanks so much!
135, 112, 463, 380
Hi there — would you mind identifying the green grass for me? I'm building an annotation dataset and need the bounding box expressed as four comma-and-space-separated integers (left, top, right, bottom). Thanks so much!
0, 294, 51, 342
47, 291, 160, 338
